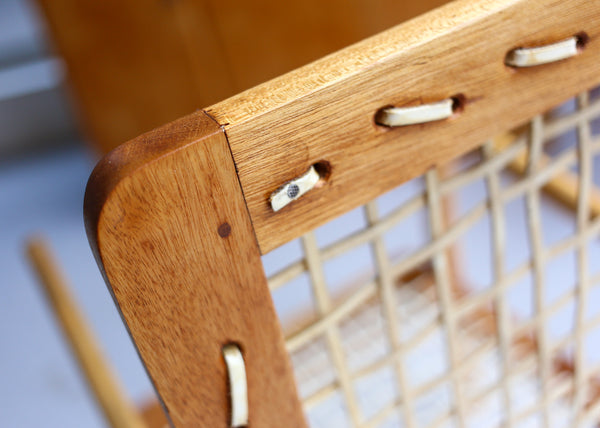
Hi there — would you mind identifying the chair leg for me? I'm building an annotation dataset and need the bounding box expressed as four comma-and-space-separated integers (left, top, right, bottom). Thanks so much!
26, 237, 150, 428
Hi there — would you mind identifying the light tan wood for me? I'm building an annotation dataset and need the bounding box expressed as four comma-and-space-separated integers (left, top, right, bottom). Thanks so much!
207, 0, 600, 253
84, 112, 306, 427
495, 132, 600, 218
36, 0, 449, 154
25, 238, 147, 428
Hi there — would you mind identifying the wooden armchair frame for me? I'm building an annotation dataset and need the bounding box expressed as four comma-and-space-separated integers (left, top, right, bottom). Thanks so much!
84, 0, 600, 426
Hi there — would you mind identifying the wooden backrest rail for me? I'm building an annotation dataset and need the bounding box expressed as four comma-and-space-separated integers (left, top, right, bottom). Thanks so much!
266, 29, 590, 211
208, 0, 600, 254
85, 0, 600, 426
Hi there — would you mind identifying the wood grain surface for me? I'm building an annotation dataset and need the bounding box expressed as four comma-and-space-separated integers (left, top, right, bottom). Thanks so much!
84, 112, 306, 427
207, 0, 600, 253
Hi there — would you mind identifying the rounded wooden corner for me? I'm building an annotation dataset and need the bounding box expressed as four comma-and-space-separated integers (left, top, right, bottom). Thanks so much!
81, 108, 305, 426
83, 110, 223, 262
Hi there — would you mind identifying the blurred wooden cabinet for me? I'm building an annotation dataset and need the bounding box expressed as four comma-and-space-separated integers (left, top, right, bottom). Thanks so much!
35, 0, 449, 153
